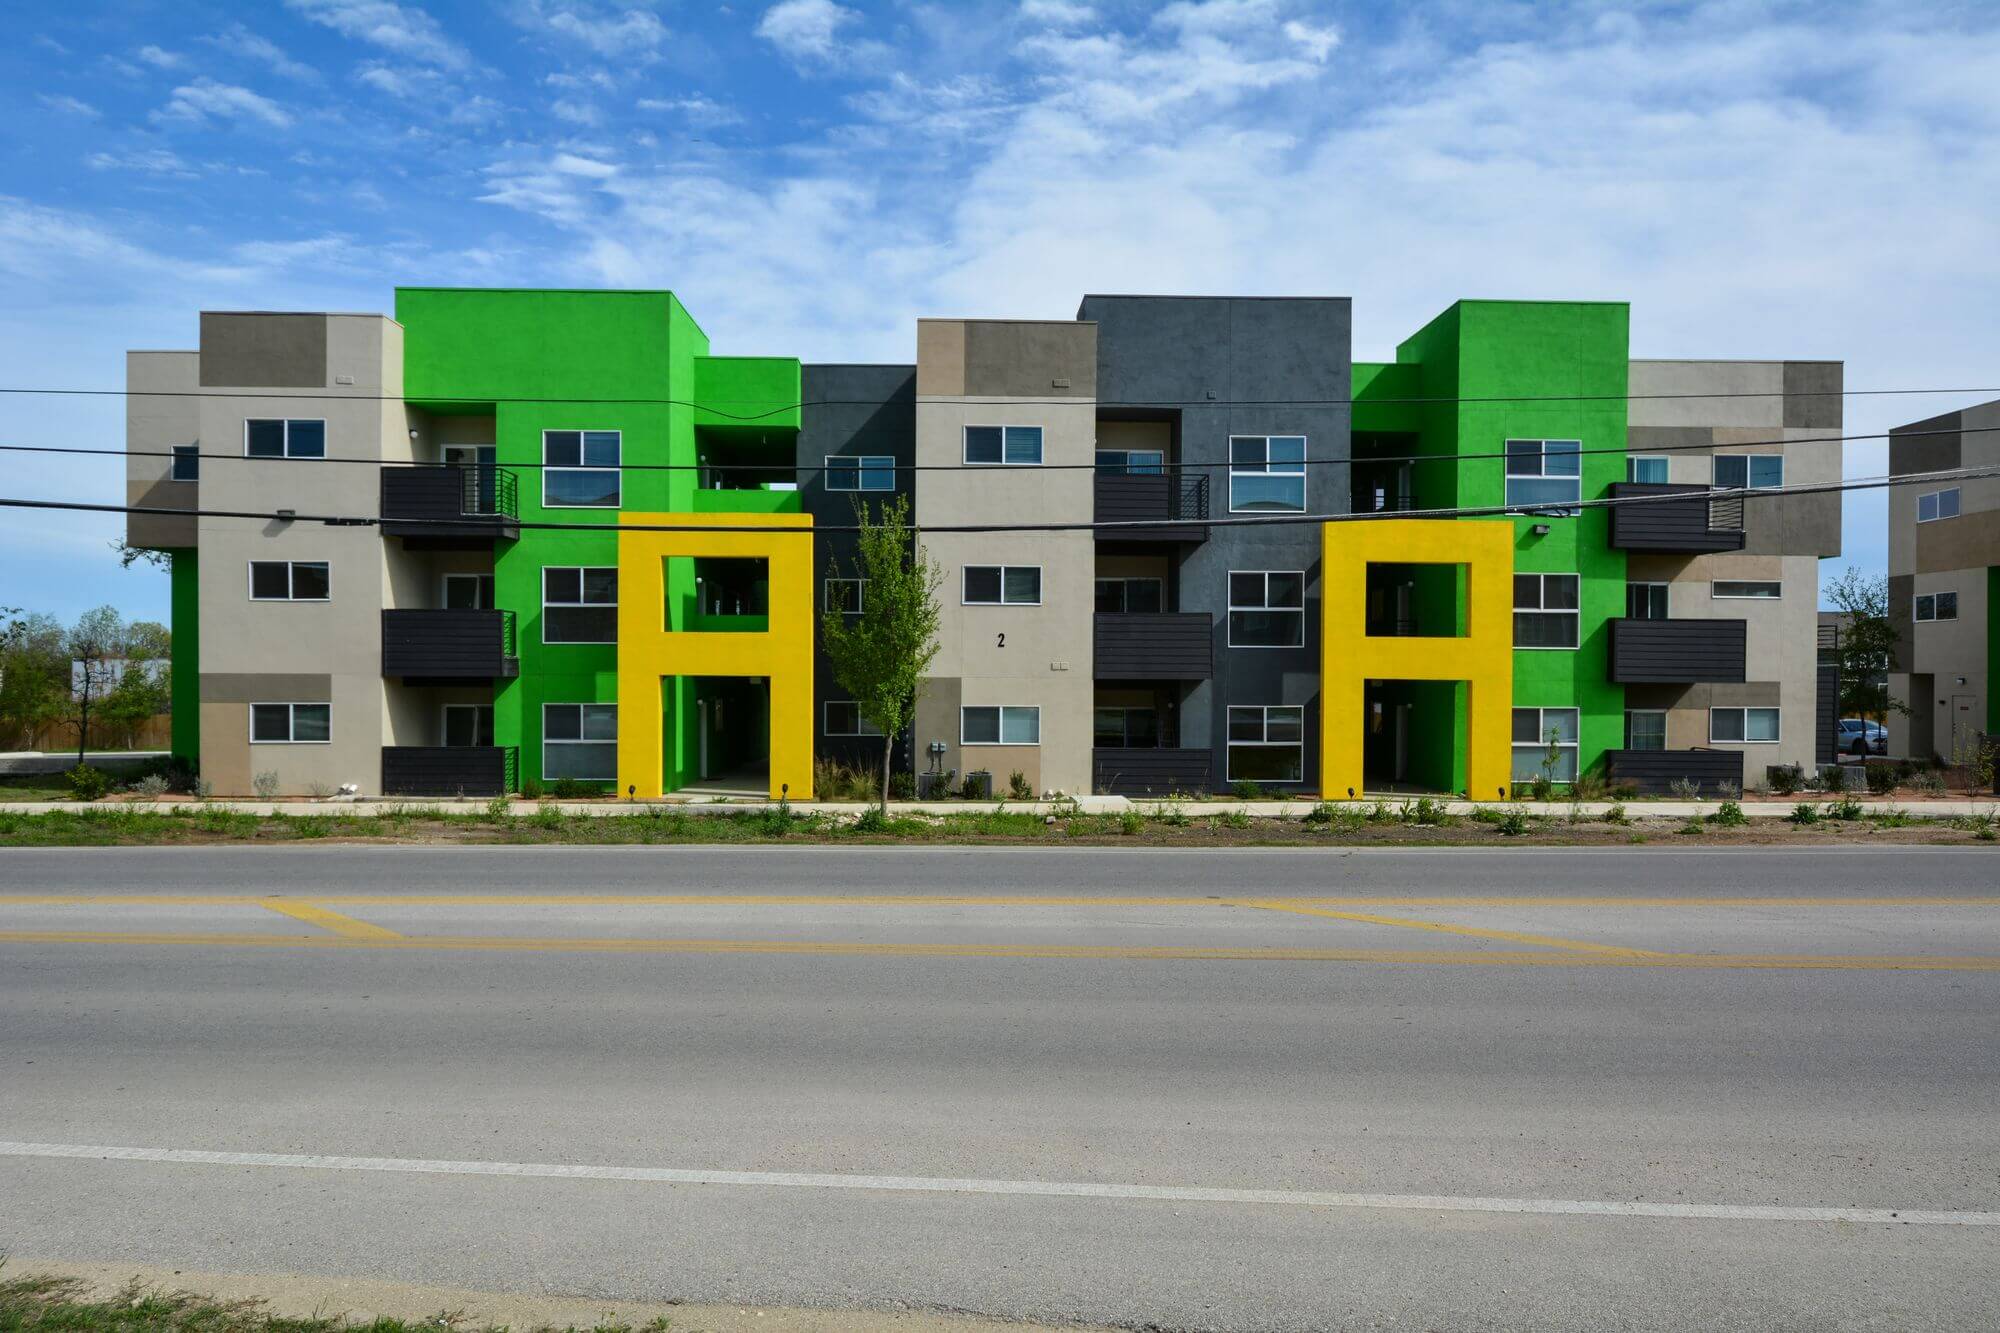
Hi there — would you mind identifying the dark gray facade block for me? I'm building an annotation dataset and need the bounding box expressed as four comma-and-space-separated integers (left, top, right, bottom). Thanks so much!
1782, 361, 1843, 430
1604, 748, 1745, 795
1607, 618, 1748, 683
1095, 613, 1213, 680
1889, 410, 1962, 476
200, 312, 327, 388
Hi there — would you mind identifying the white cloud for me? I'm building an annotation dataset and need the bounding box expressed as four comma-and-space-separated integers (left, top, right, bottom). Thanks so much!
1282, 18, 1338, 62
551, 98, 603, 125
1019, 0, 1095, 25
38, 94, 100, 118
635, 93, 743, 126
756, 0, 860, 65
86, 149, 196, 176
285, 0, 469, 69
552, 152, 619, 177
202, 24, 320, 82
136, 45, 184, 68
154, 78, 294, 129
526, 3, 671, 59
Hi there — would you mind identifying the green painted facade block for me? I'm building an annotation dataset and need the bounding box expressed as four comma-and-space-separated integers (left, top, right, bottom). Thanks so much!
169, 548, 199, 768
395, 288, 801, 794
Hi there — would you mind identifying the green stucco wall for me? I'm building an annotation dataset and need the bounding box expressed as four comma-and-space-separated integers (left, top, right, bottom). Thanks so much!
170, 548, 199, 768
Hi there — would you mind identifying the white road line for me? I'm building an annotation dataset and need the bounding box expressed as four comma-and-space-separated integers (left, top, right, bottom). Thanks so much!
1, 1141, 1992, 1226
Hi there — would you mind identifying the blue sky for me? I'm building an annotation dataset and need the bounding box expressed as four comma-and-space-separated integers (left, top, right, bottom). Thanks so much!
3, 0, 1998, 624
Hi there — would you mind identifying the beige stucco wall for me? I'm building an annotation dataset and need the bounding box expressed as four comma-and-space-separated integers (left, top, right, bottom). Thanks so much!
126, 351, 201, 549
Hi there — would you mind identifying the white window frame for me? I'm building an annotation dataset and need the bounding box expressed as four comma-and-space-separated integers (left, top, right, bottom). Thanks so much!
247, 560, 330, 602
825, 577, 866, 614
963, 425, 1044, 467
1713, 454, 1783, 490
441, 703, 495, 748
541, 702, 618, 781
170, 444, 199, 481
1712, 580, 1782, 600
541, 566, 618, 645
243, 418, 326, 460
1916, 488, 1960, 523
1513, 573, 1580, 650
1227, 435, 1307, 514
1626, 455, 1669, 484
249, 701, 331, 744
1095, 448, 1165, 475
960, 705, 1042, 746
1504, 438, 1582, 511
1511, 706, 1580, 782
542, 429, 621, 508
1227, 570, 1305, 648
1915, 591, 1958, 622
1710, 706, 1781, 744
1624, 709, 1668, 751
962, 565, 1042, 606
1626, 581, 1670, 620
825, 455, 895, 492
823, 700, 885, 737
1224, 704, 1306, 783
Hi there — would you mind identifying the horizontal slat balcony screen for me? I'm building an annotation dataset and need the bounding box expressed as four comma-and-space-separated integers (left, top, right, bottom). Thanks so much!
1093, 472, 1209, 542
1094, 613, 1213, 679
1092, 748, 1213, 796
1607, 482, 1746, 553
381, 746, 509, 797
1606, 618, 1747, 683
1603, 748, 1745, 796
382, 609, 516, 679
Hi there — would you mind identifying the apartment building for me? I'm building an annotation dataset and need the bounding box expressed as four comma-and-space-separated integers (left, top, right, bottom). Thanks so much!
1887, 399, 1999, 762
127, 288, 1840, 797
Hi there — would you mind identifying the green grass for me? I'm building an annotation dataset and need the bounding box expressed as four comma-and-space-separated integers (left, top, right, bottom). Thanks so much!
0, 1274, 674, 1333
0, 774, 74, 802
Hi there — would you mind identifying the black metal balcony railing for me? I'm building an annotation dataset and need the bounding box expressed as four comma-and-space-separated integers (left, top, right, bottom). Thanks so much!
1094, 470, 1210, 542
381, 465, 520, 540
1607, 482, 1746, 553
1606, 617, 1748, 684
1094, 612, 1213, 680
382, 609, 520, 680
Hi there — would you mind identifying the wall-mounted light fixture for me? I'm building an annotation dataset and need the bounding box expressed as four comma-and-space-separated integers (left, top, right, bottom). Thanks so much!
1531, 523, 1551, 536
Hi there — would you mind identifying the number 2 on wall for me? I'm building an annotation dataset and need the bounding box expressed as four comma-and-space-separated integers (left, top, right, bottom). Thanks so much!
996, 632, 1006, 648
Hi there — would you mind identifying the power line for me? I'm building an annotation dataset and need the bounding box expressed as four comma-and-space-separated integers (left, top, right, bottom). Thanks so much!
15, 462, 1994, 538
5, 422, 1990, 476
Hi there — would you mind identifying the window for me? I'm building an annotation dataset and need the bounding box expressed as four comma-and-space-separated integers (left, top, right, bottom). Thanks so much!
1917, 488, 1961, 523
1226, 705, 1304, 783
1710, 707, 1780, 743
542, 567, 617, 643
961, 705, 1041, 745
1514, 573, 1579, 649
1096, 449, 1164, 475
443, 704, 495, 748
543, 703, 617, 780
1228, 435, 1306, 512
825, 578, 865, 614
1093, 707, 1159, 748
244, 419, 325, 459
964, 425, 1043, 466
1504, 439, 1581, 509
443, 574, 494, 610
826, 455, 895, 492
1626, 582, 1669, 619
171, 445, 199, 481
1228, 571, 1304, 647
1627, 455, 1668, 484
824, 701, 885, 736
1511, 707, 1579, 782
1712, 580, 1780, 599
248, 561, 329, 601
1713, 455, 1782, 490
963, 565, 1041, 605
1095, 577, 1164, 614
250, 702, 330, 744
543, 430, 620, 507
1915, 591, 1958, 622
1624, 710, 1666, 751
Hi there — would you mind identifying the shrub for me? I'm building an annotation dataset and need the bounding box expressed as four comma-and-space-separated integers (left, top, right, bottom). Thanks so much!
1496, 807, 1529, 837
1230, 779, 1266, 799
1828, 797, 1864, 821
812, 759, 876, 802
1007, 770, 1033, 800
133, 773, 170, 798
521, 777, 544, 800
251, 771, 280, 799
1767, 765, 1803, 796
1118, 809, 1144, 836
305, 779, 334, 800
66, 765, 110, 802
1570, 772, 1608, 801
1601, 803, 1628, 825
1711, 800, 1747, 827
1529, 775, 1554, 802
1863, 764, 1898, 796
1678, 815, 1706, 835
1152, 798, 1191, 827
550, 775, 589, 800
1217, 810, 1252, 829
1715, 779, 1741, 801
193, 776, 214, 800
1409, 796, 1449, 825
1303, 802, 1337, 824
1668, 777, 1701, 800
1819, 765, 1846, 793
483, 795, 512, 821
1611, 782, 1641, 800
1789, 802, 1820, 825
1912, 770, 1948, 797
851, 807, 891, 834
889, 770, 916, 801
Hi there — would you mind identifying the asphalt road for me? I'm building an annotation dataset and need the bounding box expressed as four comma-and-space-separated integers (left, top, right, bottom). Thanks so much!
2, 845, 1997, 1331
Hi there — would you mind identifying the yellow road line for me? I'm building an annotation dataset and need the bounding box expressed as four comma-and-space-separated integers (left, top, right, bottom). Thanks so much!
0, 929, 1996, 970
256, 900, 402, 940
1246, 901, 1664, 957
0, 894, 1994, 908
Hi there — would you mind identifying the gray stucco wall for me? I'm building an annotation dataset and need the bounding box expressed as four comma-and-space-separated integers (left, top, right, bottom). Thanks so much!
1079, 296, 1352, 790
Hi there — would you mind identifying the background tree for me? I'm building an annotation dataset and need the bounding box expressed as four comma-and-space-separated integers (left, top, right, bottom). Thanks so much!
820, 494, 943, 808
0, 608, 70, 751
96, 619, 172, 749
1822, 569, 1903, 723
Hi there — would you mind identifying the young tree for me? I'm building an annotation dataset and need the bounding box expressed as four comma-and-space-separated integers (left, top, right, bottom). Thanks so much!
0, 609, 69, 750
97, 619, 172, 749
820, 494, 943, 808
67, 606, 127, 764
1822, 569, 1903, 723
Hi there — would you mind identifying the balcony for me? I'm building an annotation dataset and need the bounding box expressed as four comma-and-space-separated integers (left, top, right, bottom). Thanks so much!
381, 745, 515, 797
1607, 482, 1745, 553
381, 465, 519, 543
1094, 470, 1209, 543
1607, 618, 1747, 684
1092, 747, 1212, 796
1604, 748, 1744, 796
1094, 613, 1213, 680
382, 609, 519, 681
